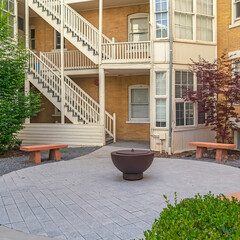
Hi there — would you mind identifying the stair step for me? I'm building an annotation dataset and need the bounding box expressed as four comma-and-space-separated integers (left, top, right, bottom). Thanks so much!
106, 137, 114, 145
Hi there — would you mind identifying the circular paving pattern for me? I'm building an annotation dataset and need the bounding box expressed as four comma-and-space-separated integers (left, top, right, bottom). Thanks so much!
0, 146, 239, 240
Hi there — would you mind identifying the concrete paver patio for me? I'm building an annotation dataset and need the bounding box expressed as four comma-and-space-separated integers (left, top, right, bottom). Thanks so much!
0, 145, 239, 240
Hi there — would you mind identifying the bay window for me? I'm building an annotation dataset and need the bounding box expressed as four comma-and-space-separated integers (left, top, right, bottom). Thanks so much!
175, 0, 193, 40
156, 72, 167, 127
196, 0, 213, 41
174, 0, 214, 42
175, 71, 194, 127
155, 0, 168, 38
129, 85, 149, 122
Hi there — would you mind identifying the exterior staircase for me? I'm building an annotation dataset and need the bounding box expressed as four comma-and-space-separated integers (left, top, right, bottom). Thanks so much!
29, 50, 116, 142
29, 0, 112, 64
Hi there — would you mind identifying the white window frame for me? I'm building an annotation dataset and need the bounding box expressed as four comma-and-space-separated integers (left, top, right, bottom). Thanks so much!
128, 13, 149, 42
174, 0, 216, 43
174, 70, 202, 128
54, 30, 66, 50
231, 0, 240, 28
30, 26, 35, 50
127, 84, 150, 123
155, 71, 168, 128
155, 0, 169, 39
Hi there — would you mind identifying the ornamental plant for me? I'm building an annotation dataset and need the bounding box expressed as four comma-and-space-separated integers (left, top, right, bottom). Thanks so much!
0, 2, 41, 154
142, 193, 240, 240
184, 53, 240, 143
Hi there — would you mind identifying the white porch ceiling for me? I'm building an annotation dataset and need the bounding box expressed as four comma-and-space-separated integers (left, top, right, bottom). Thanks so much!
68, 0, 149, 11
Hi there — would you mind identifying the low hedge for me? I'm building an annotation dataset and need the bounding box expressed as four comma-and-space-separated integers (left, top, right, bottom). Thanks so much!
142, 193, 240, 239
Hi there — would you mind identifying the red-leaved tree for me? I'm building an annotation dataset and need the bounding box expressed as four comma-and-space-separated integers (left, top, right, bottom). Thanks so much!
185, 53, 240, 143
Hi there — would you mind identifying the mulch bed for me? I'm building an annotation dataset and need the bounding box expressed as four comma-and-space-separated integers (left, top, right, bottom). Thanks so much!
154, 149, 240, 168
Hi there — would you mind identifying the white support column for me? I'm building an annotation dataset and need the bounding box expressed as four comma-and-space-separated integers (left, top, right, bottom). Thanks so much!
99, 67, 105, 145
98, 0, 103, 65
25, 0, 30, 124
99, 0, 105, 144
14, 0, 18, 41
60, 0, 65, 124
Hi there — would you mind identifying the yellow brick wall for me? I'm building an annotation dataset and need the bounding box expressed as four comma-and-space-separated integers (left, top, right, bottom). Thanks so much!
30, 4, 149, 54
74, 75, 150, 141
31, 75, 150, 141
217, 0, 240, 114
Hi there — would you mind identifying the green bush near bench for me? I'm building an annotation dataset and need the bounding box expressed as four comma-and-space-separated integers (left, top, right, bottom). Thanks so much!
142, 193, 240, 240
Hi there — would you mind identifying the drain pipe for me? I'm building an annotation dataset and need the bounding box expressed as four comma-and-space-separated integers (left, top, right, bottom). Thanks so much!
168, 0, 173, 155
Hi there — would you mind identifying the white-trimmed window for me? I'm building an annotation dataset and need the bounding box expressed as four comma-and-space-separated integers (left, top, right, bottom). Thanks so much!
176, 102, 194, 126
234, 0, 240, 20
175, 71, 193, 98
129, 85, 149, 122
196, 0, 213, 41
174, 0, 214, 42
2, 0, 15, 37
54, 30, 65, 49
128, 13, 149, 42
155, 0, 168, 39
156, 72, 167, 127
175, 71, 194, 126
175, 0, 193, 40
30, 27, 35, 50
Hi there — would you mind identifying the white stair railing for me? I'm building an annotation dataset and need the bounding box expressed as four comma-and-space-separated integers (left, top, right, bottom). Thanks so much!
42, 50, 98, 70
35, 0, 112, 54
40, 52, 116, 141
29, 50, 100, 124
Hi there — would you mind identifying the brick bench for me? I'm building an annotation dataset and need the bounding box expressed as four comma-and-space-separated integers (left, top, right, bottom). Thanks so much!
20, 144, 68, 164
189, 142, 236, 162
226, 191, 240, 201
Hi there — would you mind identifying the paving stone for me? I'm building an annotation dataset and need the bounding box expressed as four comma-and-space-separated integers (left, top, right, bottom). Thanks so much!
0, 145, 240, 240
5, 204, 23, 223
0, 205, 10, 224
11, 221, 29, 233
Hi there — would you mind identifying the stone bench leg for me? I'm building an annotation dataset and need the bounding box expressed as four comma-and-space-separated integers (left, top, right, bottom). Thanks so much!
49, 149, 61, 161
216, 149, 228, 162
196, 147, 207, 159
29, 151, 41, 164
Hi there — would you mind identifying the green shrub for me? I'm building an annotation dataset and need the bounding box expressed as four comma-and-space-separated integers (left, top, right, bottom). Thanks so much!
0, 1, 41, 154
142, 193, 240, 240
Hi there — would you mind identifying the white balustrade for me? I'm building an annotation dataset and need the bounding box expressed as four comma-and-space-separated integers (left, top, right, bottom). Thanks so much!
41, 51, 98, 70
102, 41, 151, 63
37, 51, 116, 140
37, 0, 112, 55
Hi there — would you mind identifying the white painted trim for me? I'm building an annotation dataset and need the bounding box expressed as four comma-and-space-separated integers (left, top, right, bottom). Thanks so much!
128, 84, 150, 122
128, 13, 149, 42
229, 49, 240, 59
230, 0, 240, 28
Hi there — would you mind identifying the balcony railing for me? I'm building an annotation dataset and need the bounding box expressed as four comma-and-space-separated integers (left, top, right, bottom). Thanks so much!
102, 41, 151, 63
41, 50, 98, 70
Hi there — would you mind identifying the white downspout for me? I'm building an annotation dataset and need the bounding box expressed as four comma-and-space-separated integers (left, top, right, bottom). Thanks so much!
168, 0, 173, 154
25, 0, 30, 124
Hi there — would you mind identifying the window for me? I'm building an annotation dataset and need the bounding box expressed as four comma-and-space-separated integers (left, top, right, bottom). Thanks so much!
18, 17, 24, 31
175, 0, 214, 42
235, 0, 240, 20
175, 71, 193, 98
30, 28, 35, 50
236, 62, 240, 74
3, 0, 14, 14
55, 30, 65, 49
175, 0, 193, 40
176, 102, 194, 126
155, 0, 168, 38
156, 72, 167, 127
175, 71, 195, 126
129, 85, 149, 121
196, 0, 213, 41
128, 14, 149, 42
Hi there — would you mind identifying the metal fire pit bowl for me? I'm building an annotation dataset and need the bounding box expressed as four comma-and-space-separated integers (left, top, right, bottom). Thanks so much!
111, 149, 154, 181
